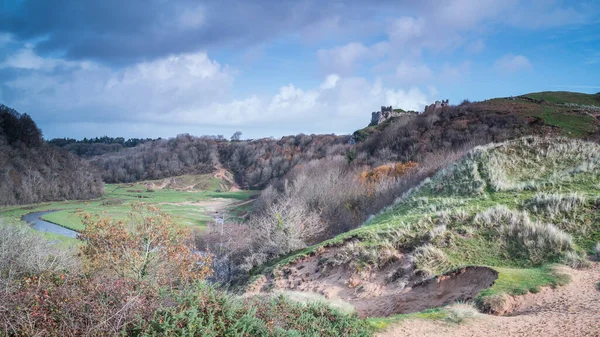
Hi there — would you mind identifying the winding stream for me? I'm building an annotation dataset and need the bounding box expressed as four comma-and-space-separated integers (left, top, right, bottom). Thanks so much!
22, 211, 78, 238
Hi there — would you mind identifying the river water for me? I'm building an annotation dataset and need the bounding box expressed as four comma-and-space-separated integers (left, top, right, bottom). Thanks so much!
22, 211, 78, 238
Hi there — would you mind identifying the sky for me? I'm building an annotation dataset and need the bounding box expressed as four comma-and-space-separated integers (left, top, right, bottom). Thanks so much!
0, 0, 599, 140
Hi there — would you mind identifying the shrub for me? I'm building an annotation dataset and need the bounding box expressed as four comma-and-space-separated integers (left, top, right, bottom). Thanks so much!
1, 274, 159, 336
79, 204, 213, 286
101, 197, 124, 206
360, 161, 419, 184
0, 219, 77, 289
143, 284, 372, 337
594, 242, 600, 261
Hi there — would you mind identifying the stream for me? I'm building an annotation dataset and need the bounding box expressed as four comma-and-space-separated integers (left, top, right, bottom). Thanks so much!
22, 211, 78, 238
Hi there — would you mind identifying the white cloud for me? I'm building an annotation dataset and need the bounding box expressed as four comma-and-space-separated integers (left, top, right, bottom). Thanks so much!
320, 74, 340, 90
493, 54, 532, 73
317, 42, 370, 75
317, 41, 389, 75
2, 48, 432, 138
0, 46, 81, 70
395, 61, 433, 83
385, 0, 515, 56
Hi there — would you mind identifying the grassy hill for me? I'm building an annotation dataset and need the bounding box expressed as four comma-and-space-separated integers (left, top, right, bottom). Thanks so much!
522, 91, 600, 106
250, 137, 600, 325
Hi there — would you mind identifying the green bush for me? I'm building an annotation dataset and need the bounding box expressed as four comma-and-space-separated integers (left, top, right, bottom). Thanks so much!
142, 283, 372, 337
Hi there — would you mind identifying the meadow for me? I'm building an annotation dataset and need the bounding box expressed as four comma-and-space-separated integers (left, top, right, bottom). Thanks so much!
0, 173, 256, 238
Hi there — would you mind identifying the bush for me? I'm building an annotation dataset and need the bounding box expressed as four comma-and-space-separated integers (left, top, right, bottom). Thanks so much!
0, 215, 369, 337
101, 197, 124, 206
79, 204, 213, 286
0, 219, 77, 289
144, 284, 372, 337
1, 274, 159, 336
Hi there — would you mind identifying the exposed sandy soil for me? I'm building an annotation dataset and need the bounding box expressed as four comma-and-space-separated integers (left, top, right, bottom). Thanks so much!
377, 263, 600, 337
213, 167, 240, 191
262, 245, 498, 318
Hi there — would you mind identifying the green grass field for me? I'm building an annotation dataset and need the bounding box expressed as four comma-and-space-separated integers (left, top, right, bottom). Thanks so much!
0, 174, 256, 235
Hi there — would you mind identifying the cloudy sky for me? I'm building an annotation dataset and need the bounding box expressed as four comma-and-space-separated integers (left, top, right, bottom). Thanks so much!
1, 0, 599, 139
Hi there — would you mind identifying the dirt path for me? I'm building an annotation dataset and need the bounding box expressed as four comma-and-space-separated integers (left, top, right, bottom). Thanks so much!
159, 199, 236, 213
377, 263, 600, 337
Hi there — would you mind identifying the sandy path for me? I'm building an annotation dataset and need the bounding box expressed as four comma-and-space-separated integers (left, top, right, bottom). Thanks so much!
377, 263, 600, 337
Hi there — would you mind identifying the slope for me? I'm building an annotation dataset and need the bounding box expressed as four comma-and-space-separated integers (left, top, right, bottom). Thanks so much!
248, 137, 600, 320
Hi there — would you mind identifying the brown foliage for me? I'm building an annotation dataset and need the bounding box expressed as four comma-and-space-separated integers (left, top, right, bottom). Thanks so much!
79, 204, 212, 287
360, 161, 419, 185
1, 273, 158, 336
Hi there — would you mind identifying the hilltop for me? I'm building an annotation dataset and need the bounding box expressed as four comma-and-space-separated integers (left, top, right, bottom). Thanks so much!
354, 91, 600, 163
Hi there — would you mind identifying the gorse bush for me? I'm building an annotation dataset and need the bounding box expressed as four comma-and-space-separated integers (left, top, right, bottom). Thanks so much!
143, 284, 372, 337
1, 274, 159, 336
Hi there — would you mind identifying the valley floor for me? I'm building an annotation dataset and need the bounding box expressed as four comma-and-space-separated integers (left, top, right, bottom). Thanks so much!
377, 263, 600, 337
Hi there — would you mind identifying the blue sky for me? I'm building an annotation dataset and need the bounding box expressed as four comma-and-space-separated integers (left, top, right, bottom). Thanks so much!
0, 0, 599, 139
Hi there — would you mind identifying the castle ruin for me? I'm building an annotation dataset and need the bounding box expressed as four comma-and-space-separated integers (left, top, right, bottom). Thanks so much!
370, 106, 416, 126
424, 99, 449, 115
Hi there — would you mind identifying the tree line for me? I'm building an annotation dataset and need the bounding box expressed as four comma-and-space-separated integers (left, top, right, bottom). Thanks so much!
49, 136, 160, 158
0, 105, 104, 206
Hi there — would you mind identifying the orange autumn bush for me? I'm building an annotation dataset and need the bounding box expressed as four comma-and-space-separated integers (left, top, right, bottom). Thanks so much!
79, 203, 212, 287
360, 161, 419, 183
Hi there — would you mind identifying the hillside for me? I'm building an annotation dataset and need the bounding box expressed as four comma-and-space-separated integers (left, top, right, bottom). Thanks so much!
522, 91, 600, 106
0, 105, 104, 206
355, 92, 600, 167
249, 137, 600, 328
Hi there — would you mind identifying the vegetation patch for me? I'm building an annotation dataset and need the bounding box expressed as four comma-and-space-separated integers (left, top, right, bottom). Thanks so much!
254, 137, 598, 320
475, 266, 571, 313
367, 303, 480, 331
